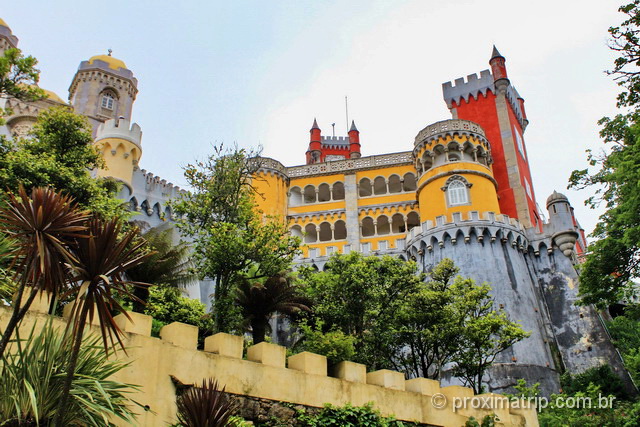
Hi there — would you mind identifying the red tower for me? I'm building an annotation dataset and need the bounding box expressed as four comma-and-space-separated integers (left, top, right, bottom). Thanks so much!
305, 119, 362, 164
442, 46, 541, 230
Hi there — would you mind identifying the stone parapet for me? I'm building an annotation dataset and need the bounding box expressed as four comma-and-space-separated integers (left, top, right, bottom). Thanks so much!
286, 151, 413, 178
1, 305, 539, 426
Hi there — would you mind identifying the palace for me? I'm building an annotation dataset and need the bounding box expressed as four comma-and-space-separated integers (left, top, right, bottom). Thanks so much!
0, 18, 633, 396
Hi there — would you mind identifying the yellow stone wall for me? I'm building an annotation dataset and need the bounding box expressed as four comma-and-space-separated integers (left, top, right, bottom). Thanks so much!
253, 170, 288, 219
417, 162, 500, 224
0, 304, 539, 427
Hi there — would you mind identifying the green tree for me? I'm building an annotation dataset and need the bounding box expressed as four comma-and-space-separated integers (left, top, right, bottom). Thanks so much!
172, 145, 300, 332
569, 1, 640, 306
0, 107, 127, 219
397, 259, 480, 380
235, 271, 310, 344
125, 226, 195, 313
0, 47, 46, 124
451, 286, 529, 393
298, 252, 425, 370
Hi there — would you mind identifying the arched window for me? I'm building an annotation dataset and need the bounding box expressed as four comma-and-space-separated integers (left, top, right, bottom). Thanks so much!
359, 178, 372, 197
101, 92, 115, 110
447, 180, 468, 206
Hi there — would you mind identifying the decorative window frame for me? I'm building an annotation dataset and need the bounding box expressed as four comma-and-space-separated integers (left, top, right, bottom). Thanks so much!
441, 175, 472, 207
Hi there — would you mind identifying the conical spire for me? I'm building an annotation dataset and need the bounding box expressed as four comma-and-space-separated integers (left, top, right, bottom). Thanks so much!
310, 118, 320, 130
491, 45, 504, 60
349, 120, 358, 132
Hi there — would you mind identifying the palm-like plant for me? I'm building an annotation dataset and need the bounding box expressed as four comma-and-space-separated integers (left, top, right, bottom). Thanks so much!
176, 379, 237, 427
125, 226, 195, 313
0, 186, 88, 359
55, 217, 151, 424
235, 271, 311, 344
0, 320, 140, 426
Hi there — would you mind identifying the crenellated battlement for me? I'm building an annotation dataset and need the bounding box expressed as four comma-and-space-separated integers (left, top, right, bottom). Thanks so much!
442, 70, 494, 108
96, 118, 142, 148
4, 303, 539, 426
321, 135, 350, 147
405, 210, 532, 251
442, 71, 528, 131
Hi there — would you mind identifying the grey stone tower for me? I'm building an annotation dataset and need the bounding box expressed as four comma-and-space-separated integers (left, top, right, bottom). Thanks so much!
68, 53, 138, 135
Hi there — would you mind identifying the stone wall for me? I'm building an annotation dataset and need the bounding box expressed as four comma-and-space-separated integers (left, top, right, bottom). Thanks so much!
0, 302, 539, 427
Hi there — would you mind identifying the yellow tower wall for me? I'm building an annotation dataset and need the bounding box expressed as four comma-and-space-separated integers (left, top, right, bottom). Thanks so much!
95, 137, 140, 190
417, 162, 500, 224
253, 170, 288, 219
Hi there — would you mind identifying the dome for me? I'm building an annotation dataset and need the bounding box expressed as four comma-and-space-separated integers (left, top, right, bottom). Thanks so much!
546, 190, 568, 207
0, 18, 9, 29
88, 54, 127, 71
42, 88, 66, 104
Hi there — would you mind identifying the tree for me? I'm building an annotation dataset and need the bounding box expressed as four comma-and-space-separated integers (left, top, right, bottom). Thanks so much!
0, 47, 46, 125
451, 293, 529, 393
54, 218, 150, 424
235, 271, 310, 344
172, 145, 300, 332
298, 252, 425, 370
0, 187, 89, 360
0, 107, 127, 219
396, 259, 473, 380
569, 1, 640, 306
125, 226, 195, 313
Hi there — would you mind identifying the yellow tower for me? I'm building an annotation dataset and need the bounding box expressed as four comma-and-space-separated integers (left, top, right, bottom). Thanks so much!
413, 119, 500, 223
252, 157, 289, 219
94, 118, 142, 191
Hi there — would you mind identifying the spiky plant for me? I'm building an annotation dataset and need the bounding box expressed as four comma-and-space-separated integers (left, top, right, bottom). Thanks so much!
176, 379, 237, 427
0, 186, 88, 359
0, 320, 140, 426
54, 218, 151, 425
125, 226, 195, 313
235, 271, 311, 344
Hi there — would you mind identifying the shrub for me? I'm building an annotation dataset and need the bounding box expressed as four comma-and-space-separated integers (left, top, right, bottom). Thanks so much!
294, 320, 356, 366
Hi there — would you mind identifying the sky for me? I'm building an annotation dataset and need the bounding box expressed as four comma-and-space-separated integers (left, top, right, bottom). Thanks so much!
2, 0, 624, 236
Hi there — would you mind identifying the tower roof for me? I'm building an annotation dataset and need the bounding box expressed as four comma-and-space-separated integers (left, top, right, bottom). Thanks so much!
546, 190, 568, 207
88, 54, 128, 71
491, 45, 504, 60
0, 18, 9, 29
310, 118, 320, 130
349, 120, 359, 132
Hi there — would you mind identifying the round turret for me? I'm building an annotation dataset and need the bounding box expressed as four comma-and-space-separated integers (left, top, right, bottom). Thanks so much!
68, 52, 138, 134
413, 119, 500, 224
546, 190, 568, 208
94, 118, 143, 190
251, 157, 289, 219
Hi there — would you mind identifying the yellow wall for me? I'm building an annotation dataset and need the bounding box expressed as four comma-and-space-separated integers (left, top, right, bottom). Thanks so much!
417, 162, 499, 224
96, 138, 140, 189
253, 171, 288, 219
1, 305, 539, 427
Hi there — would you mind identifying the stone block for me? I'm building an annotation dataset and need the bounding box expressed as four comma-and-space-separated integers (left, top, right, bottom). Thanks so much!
366, 369, 405, 391
287, 351, 327, 376
247, 342, 286, 368
204, 333, 243, 359
160, 322, 198, 350
405, 378, 440, 395
331, 361, 366, 383
114, 311, 152, 336
442, 385, 475, 400
62, 302, 101, 326
19, 290, 51, 314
